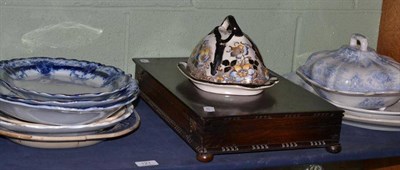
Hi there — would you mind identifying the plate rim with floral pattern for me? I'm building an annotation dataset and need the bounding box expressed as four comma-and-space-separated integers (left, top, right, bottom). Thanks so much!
0, 57, 132, 99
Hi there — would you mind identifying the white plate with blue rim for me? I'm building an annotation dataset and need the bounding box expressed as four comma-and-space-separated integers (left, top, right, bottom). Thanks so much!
0, 79, 139, 108
0, 57, 132, 101
0, 88, 138, 125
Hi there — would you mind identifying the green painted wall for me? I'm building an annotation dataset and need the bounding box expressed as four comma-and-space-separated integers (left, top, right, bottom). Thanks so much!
0, 0, 382, 75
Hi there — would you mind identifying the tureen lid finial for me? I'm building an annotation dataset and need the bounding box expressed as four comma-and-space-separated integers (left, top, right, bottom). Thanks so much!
350, 33, 368, 51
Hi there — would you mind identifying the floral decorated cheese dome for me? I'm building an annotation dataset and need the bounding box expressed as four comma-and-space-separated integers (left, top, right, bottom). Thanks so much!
186, 15, 275, 86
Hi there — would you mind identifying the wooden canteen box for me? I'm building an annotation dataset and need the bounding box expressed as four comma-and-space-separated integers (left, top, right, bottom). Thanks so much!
133, 58, 344, 162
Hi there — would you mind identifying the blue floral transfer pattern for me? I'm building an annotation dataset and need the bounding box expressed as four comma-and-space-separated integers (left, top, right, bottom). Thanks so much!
0, 57, 132, 98
299, 46, 400, 93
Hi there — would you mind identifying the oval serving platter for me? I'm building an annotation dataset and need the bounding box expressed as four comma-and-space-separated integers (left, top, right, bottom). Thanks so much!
0, 109, 140, 149
0, 104, 133, 135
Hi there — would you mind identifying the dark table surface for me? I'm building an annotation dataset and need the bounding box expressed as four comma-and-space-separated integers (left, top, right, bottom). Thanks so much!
1, 98, 400, 170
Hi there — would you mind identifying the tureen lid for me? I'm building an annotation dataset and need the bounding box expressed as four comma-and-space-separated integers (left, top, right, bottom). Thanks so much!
298, 33, 400, 93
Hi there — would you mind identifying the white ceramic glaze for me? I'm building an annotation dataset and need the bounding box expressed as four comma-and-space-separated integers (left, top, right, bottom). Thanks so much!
297, 34, 400, 109
344, 113, 400, 127
342, 100, 400, 121
343, 120, 400, 131
0, 80, 139, 108
184, 15, 278, 92
0, 79, 139, 108
2, 109, 140, 149
344, 109, 400, 121
330, 98, 400, 116
339, 100, 399, 131
0, 104, 133, 135
297, 70, 400, 110
0, 90, 138, 125
0, 57, 132, 101
9, 139, 102, 149
178, 62, 278, 95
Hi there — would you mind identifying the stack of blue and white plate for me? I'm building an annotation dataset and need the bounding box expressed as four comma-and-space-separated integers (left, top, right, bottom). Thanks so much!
0, 57, 140, 148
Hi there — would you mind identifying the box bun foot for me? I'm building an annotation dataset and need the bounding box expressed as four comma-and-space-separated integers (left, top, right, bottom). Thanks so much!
197, 153, 214, 162
326, 144, 342, 154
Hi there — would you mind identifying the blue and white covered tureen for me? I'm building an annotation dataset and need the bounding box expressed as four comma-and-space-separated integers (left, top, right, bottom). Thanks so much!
297, 33, 400, 109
